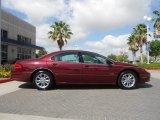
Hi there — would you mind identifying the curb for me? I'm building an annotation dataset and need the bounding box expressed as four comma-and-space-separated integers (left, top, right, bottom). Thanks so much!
0, 78, 12, 83
146, 69, 160, 71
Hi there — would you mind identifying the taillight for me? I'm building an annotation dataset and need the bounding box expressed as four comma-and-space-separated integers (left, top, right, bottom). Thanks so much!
13, 64, 22, 69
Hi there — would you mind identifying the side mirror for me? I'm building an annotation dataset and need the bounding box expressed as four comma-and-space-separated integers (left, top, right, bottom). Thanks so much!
106, 60, 113, 65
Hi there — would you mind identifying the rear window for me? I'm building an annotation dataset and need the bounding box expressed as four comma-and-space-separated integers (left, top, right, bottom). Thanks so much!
51, 52, 79, 63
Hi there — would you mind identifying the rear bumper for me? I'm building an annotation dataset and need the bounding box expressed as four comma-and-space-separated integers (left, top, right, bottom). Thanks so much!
11, 71, 31, 82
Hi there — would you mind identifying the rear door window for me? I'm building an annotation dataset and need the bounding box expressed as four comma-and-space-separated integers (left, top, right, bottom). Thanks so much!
51, 52, 79, 63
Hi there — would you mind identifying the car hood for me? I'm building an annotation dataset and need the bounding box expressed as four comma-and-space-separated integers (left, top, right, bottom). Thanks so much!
115, 62, 137, 67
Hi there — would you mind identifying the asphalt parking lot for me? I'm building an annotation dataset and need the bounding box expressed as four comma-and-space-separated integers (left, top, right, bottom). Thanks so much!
0, 71, 160, 120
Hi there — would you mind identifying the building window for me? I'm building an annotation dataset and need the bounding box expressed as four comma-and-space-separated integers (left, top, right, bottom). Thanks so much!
17, 47, 31, 60
154, 35, 160, 39
17, 35, 32, 44
1, 44, 8, 64
1, 29, 8, 38
154, 32, 160, 39
28, 38, 31, 44
17, 35, 21, 41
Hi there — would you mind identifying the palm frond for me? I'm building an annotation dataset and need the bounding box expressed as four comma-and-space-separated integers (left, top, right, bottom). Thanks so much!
48, 21, 73, 50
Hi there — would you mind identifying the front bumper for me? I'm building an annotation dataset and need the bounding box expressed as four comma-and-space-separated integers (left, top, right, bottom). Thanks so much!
139, 71, 150, 83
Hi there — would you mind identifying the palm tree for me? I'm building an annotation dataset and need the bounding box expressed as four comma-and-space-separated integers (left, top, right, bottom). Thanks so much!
48, 21, 73, 51
152, 10, 160, 28
127, 34, 139, 64
133, 24, 147, 63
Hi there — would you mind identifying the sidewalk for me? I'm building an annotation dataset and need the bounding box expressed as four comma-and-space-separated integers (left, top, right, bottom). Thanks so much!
0, 81, 23, 96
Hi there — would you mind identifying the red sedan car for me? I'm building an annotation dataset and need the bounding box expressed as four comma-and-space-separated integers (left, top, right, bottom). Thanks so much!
11, 50, 150, 90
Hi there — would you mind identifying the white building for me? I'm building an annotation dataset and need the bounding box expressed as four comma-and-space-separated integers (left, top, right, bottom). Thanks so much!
0, 10, 42, 64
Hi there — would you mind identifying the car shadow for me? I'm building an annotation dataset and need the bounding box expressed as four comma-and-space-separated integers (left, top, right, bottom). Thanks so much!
19, 83, 119, 90
136, 83, 152, 89
19, 83, 35, 89
55, 84, 119, 90
19, 82, 152, 90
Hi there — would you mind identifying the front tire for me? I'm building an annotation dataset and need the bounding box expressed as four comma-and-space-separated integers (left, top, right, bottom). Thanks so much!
33, 71, 54, 90
118, 71, 137, 89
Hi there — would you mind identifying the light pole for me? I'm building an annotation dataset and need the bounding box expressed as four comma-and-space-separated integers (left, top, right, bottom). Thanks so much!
0, 0, 1, 65
144, 16, 151, 64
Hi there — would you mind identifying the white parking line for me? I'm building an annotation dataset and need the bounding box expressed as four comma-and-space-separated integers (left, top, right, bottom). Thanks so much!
0, 113, 77, 120
0, 81, 24, 96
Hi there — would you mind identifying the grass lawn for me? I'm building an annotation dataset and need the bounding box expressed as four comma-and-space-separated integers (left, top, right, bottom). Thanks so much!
138, 63, 160, 69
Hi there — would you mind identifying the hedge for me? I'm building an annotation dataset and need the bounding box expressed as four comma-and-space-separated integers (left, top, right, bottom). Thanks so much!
137, 63, 160, 69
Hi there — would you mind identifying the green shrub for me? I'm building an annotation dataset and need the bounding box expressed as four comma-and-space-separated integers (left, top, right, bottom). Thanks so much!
0, 72, 11, 78
0, 66, 5, 72
138, 63, 160, 69
0, 64, 13, 78
3, 64, 14, 72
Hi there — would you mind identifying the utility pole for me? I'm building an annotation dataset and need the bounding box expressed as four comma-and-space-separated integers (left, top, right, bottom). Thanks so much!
146, 24, 150, 64
144, 16, 151, 64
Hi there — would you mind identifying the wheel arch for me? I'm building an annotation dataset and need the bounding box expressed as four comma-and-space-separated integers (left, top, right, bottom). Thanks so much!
116, 69, 140, 84
30, 68, 55, 83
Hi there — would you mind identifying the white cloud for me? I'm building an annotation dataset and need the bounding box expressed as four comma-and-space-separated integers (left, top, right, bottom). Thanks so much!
36, 24, 51, 46
64, 45, 83, 51
85, 34, 130, 56
2, 0, 68, 24
69, 0, 151, 40
69, 0, 151, 33
2, 0, 152, 56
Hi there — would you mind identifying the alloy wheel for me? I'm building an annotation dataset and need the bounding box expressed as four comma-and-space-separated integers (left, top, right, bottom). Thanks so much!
35, 73, 51, 89
121, 73, 136, 88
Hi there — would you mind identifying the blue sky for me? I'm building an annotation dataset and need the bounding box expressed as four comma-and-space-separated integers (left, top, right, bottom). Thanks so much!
1, 0, 160, 59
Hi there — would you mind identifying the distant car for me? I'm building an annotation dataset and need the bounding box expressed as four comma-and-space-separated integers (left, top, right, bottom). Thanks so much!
11, 50, 150, 90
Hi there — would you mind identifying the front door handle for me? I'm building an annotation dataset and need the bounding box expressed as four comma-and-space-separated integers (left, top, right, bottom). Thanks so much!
84, 65, 89, 68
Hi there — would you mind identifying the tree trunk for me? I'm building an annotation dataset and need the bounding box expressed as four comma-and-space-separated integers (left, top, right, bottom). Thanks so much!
132, 51, 136, 64
59, 46, 62, 51
155, 56, 157, 62
57, 39, 63, 51
140, 46, 143, 64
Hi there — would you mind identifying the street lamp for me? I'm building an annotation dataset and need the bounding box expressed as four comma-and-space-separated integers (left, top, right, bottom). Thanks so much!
0, 0, 1, 65
144, 16, 151, 64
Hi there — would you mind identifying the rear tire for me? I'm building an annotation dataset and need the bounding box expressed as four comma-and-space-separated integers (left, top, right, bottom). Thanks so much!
118, 71, 137, 89
33, 71, 54, 90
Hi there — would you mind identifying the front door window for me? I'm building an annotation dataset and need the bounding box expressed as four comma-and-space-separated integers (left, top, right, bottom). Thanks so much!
82, 52, 107, 64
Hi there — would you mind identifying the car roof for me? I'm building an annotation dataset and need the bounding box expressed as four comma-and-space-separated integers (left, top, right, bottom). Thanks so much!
48, 50, 93, 55
40, 50, 116, 63
40, 50, 100, 60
